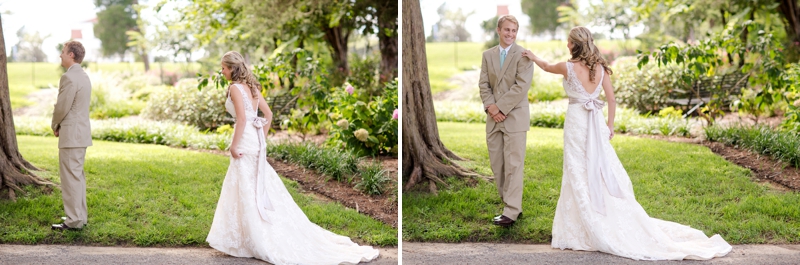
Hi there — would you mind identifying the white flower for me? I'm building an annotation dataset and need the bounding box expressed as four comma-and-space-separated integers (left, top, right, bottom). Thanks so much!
337, 119, 349, 129
354, 128, 369, 142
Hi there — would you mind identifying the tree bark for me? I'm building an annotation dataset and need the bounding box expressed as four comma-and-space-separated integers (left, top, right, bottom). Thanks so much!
141, 51, 150, 72
0, 14, 52, 201
377, 0, 398, 83
402, 0, 477, 193
323, 25, 350, 78
779, 0, 800, 44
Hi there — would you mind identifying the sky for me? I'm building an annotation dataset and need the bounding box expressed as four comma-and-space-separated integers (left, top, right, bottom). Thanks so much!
0, 0, 184, 63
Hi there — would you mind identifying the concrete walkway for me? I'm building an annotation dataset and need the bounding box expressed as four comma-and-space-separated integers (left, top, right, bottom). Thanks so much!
0, 245, 397, 265
402, 242, 800, 264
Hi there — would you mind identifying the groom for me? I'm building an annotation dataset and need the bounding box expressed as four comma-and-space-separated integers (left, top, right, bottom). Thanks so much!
51, 41, 92, 231
478, 15, 533, 227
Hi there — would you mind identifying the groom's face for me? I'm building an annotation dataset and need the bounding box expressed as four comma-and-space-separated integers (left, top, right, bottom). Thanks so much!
496, 21, 518, 48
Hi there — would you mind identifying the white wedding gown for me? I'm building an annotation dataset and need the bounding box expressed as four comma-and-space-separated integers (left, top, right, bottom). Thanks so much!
551, 62, 732, 260
207, 84, 379, 265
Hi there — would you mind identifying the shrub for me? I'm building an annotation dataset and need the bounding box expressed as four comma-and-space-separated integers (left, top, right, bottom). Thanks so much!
706, 125, 800, 168
528, 81, 566, 102
142, 78, 230, 130
434, 100, 698, 137
14, 116, 231, 150
327, 79, 399, 156
355, 162, 390, 196
612, 56, 687, 113
347, 52, 381, 97
267, 141, 359, 182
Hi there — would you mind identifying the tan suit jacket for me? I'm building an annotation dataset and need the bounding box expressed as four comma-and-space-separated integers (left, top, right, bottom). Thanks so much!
52, 64, 93, 148
479, 44, 534, 133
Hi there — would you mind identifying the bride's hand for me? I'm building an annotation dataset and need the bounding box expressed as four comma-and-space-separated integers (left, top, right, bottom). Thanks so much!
608, 124, 615, 140
521, 49, 535, 60
230, 147, 243, 159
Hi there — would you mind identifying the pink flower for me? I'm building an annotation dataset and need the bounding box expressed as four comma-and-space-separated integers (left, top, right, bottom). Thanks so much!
345, 85, 354, 95
392, 109, 398, 120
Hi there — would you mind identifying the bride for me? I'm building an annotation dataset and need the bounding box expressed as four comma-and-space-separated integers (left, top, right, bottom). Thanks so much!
206, 51, 379, 264
521, 27, 732, 260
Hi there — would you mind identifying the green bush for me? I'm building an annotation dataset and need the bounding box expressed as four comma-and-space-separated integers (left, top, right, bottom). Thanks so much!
13, 116, 231, 150
355, 162, 390, 196
706, 125, 800, 168
612, 56, 687, 113
434, 100, 697, 137
91, 100, 147, 119
142, 78, 230, 130
267, 141, 359, 182
347, 52, 381, 97
327, 79, 399, 156
528, 81, 566, 102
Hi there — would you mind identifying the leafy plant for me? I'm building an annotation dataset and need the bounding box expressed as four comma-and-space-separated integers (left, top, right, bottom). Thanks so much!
142, 78, 230, 130
327, 79, 399, 156
355, 162, 390, 196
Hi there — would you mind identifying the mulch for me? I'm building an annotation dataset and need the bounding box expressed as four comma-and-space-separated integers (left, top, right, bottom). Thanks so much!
632, 134, 800, 192
268, 157, 397, 228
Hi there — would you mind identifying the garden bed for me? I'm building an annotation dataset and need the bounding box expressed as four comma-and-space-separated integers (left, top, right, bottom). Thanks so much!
632, 134, 799, 192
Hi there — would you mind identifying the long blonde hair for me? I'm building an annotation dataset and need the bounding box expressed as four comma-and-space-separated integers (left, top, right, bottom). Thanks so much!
221, 51, 261, 98
568, 27, 613, 82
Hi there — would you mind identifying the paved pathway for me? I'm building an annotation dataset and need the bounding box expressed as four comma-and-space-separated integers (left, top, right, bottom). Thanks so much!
0, 245, 397, 265
402, 242, 800, 264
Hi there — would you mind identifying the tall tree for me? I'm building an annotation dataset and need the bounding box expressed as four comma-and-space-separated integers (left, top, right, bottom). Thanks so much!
94, 0, 151, 69
125, 3, 151, 71
0, 14, 52, 200
427, 2, 473, 42
481, 16, 499, 49
13, 27, 50, 62
402, 0, 476, 193
371, 0, 398, 83
522, 0, 565, 40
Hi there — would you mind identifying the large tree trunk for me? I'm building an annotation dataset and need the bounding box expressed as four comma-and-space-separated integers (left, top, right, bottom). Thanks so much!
323, 25, 350, 79
0, 14, 52, 201
141, 51, 150, 72
779, 0, 800, 44
377, 0, 398, 83
402, 0, 477, 193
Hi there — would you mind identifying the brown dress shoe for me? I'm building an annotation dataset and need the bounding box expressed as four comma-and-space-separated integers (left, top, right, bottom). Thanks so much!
493, 215, 515, 227
51, 223, 81, 231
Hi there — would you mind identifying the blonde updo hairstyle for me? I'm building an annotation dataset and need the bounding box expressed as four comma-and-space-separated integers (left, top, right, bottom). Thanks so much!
222, 51, 261, 99
568, 27, 613, 82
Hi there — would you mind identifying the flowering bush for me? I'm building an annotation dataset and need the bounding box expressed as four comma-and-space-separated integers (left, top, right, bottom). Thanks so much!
141, 78, 230, 130
327, 79, 398, 156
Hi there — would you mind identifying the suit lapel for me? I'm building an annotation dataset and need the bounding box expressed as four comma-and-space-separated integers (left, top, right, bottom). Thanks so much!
494, 44, 518, 89
491, 46, 501, 80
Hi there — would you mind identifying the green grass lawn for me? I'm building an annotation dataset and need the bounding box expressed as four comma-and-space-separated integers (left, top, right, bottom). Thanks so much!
0, 135, 396, 247
402, 122, 800, 244
7, 62, 200, 109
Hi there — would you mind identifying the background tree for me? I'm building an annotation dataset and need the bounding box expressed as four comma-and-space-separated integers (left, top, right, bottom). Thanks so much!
521, 0, 565, 40
0, 14, 52, 200
12, 27, 49, 62
481, 16, 499, 49
402, 0, 476, 193
125, 3, 152, 71
94, 1, 137, 62
426, 2, 473, 42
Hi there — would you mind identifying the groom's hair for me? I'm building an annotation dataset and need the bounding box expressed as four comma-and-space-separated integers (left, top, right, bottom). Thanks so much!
64, 41, 85, 63
496, 15, 519, 30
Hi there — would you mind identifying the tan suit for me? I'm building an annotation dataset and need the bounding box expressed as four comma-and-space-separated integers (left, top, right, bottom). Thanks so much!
478, 43, 533, 220
52, 64, 92, 228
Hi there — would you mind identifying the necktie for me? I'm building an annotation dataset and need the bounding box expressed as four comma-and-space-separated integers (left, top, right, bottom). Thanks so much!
500, 49, 507, 69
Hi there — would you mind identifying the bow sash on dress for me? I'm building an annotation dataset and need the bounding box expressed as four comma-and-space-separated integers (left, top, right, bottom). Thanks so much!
251, 116, 275, 223
569, 97, 624, 216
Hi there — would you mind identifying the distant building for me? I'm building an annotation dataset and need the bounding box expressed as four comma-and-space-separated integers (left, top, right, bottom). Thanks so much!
497, 5, 509, 16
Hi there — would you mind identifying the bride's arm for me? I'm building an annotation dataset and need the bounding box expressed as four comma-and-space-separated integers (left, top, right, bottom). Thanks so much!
256, 95, 273, 137
521, 49, 567, 76
602, 72, 616, 139
229, 85, 248, 158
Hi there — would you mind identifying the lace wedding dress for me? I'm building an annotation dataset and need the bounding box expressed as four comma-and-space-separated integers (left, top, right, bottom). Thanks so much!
207, 84, 379, 265
551, 62, 732, 260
